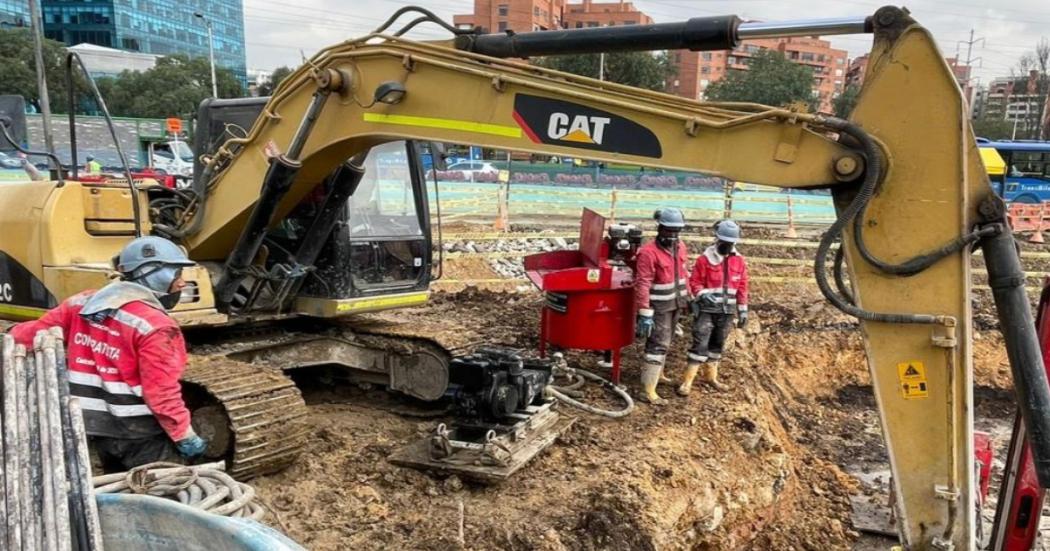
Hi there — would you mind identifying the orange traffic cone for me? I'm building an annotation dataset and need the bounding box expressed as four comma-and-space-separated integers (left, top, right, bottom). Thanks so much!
1032, 204, 1046, 244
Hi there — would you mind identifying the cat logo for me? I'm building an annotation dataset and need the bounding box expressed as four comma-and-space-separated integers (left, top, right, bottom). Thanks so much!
546, 113, 612, 145
512, 94, 662, 158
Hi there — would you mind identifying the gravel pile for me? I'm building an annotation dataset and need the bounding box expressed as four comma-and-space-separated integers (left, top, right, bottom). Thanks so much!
441, 237, 579, 278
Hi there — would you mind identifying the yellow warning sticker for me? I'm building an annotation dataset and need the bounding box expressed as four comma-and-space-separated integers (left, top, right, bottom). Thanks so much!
897, 361, 929, 400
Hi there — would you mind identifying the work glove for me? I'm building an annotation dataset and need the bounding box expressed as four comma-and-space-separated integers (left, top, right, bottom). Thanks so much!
690, 298, 701, 318
737, 310, 749, 329
698, 292, 719, 310
636, 309, 654, 339
176, 429, 208, 459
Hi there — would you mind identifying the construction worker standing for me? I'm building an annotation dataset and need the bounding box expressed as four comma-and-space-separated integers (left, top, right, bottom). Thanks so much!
679, 220, 749, 395
86, 155, 101, 174
8, 236, 207, 471
634, 207, 690, 404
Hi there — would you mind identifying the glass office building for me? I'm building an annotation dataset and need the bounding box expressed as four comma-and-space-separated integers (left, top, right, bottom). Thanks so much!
41, 0, 246, 85
0, 0, 29, 28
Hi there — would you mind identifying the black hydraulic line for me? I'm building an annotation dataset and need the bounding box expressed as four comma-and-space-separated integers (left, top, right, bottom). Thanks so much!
981, 225, 1050, 487
65, 52, 143, 237
812, 117, 941, 324
373, 5, 469, 36
852, 200, 1000, 277
214, 156, 302, 306
214, 88, 331, 307
293, 158, 365, 266
456, 16, 740, 58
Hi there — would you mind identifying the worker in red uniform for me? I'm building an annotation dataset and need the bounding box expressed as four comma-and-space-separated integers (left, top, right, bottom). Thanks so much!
679, 220, 749, 395
634, 207, 690, 405
8, 236, 208, 471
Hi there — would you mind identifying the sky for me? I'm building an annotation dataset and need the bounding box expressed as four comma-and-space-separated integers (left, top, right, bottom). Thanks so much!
242, 0, 1049, 86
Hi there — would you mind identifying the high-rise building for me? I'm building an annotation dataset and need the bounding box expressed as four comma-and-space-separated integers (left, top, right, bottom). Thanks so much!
453, 1, 651, 35
0, 0, 28, 27
981, 73, 1050, 140
40, 0, 246, 84
671, 36, 849, 112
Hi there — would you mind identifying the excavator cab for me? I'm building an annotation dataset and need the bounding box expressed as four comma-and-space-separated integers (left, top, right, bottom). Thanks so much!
297, 141, 432, 305
192, 97, 432, 317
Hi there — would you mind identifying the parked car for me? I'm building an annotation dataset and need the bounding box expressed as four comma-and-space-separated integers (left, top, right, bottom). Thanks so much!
446, 160, 499, 176
0, 151, 23, 169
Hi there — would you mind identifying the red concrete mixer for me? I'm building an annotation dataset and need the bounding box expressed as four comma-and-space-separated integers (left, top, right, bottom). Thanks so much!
524, 209, 642, 383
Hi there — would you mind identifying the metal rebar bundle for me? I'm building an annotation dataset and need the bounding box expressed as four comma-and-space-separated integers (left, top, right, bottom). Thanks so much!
1, 331, 103, 551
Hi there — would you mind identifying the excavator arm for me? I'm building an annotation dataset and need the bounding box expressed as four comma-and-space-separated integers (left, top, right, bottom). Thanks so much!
158, 6, 1046, 549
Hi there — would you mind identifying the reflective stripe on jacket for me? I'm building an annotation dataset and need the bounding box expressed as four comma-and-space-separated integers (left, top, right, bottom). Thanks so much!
634, 240, 689, 311
688, 246, 750, 314
9, 287, 191, 441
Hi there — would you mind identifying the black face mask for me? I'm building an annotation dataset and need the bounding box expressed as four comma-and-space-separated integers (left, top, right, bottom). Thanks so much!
657, 229, 680, 249
716, 241, 733, 255
157, 290, 183, 310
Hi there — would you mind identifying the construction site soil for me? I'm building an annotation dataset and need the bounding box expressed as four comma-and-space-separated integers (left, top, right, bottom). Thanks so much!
246, 218, 1037, 550
3, 222, 1040, 549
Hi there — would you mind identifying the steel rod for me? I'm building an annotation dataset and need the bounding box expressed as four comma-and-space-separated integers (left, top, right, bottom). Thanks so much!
50, 327, 93, 551
41, 334, 71, 551
737, 17, 871, 39
68, 397, 104, 550
33, 334, 59, 551
1, 335, 18, 551
14, 344, 37, 548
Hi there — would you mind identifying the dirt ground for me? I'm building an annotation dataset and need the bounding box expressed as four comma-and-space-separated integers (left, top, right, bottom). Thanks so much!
248, 282, 1023, 551
247, 222, 1045, 551
3, 220, 1039, 549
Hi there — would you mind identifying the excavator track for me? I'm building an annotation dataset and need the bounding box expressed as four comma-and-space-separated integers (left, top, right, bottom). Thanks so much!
182, 355, 309, 480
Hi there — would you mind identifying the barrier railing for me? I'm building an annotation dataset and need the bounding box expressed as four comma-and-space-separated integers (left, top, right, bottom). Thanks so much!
427, 180, 836, 232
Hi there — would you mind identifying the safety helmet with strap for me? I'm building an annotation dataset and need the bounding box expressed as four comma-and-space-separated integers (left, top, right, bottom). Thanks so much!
113, 236, 195, 309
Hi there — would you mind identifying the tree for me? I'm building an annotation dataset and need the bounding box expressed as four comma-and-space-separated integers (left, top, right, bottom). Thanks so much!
972, 116, 1015, 140
0, 28, 78, 113
257, 66, 294, 96
704, 50, 817, 110
833, 84, 861, 118
95, 55, 242, 118
534, 51, 675, 91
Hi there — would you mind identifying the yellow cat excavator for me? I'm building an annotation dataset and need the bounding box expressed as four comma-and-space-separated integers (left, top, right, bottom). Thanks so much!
0, 6, 1044, 548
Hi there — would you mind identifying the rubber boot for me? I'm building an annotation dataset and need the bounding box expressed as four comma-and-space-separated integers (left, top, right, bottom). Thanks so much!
639, 364, 668, 405
677, 363, 701, 396
701, 362, 730, 392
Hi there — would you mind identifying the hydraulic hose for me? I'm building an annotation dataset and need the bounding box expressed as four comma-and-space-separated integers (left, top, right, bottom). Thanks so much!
812, 117, 944, 324
833, 243, 855, 306
548, 365, 635, 418
93, 461, 266, 520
